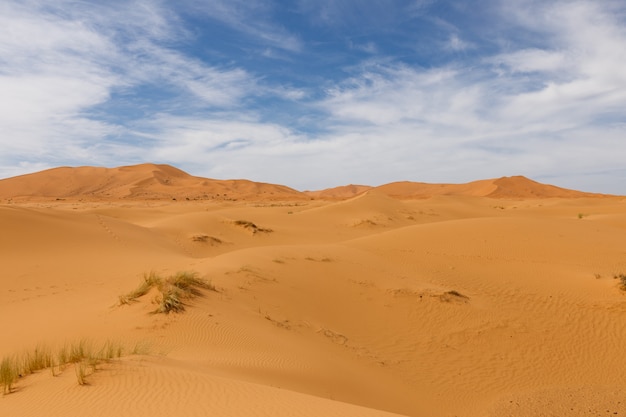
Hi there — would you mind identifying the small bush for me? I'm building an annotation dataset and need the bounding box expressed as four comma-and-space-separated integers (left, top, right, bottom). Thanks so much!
119, 271, 216, 314
119, 271, 161, 305
154, 286, 185, 314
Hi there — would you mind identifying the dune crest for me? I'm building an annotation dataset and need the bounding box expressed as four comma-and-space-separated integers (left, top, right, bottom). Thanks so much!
0, 164, 615, 202
0, 163, 304, 201
370, 176, 610, 199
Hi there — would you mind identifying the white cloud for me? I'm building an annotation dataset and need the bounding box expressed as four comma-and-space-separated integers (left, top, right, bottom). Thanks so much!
0, 0, 259, 170
491, 48, 567, 73
294, 0, 626, 190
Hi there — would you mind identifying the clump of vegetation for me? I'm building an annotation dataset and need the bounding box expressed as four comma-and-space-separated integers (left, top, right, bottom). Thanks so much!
1, 357, 18, 394
233, 220, 273, 234
119, 271, 161, 305
119, 271, 217, 314
615, 273, 626, 290
1, 340, 128, 393
191, 234, 223, 244
305, 257, 333, 262
439, 290, 470, 302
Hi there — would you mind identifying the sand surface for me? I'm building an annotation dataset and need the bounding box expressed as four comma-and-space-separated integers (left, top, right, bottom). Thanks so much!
1, 164, 626, 416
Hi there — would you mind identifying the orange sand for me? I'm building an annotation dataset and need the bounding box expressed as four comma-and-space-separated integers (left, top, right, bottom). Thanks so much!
1, 164, 625, 416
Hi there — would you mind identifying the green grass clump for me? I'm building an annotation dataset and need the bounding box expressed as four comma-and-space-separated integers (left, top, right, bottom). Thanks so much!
119, 271, 217, 314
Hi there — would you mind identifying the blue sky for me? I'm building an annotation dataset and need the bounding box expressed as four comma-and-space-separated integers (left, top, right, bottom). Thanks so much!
1, 0, 625, 193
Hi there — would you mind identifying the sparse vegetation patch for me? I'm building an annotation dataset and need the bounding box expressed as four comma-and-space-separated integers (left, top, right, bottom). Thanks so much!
119, 271, 217, 314
439, 290, 470, 303
233, 220, 273, 234
614, 273, 626, 290
0, 340, 131, 393
191, 234, 223, 244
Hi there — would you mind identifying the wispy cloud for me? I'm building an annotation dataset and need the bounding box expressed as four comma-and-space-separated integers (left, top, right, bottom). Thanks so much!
445, 34, 473, 51
302, 0, 626, 189
0, 0, 259, 169
183, 0, 303, 52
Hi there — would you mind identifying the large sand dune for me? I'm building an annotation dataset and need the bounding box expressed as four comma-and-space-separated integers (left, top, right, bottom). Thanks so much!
1, 164, 625, 416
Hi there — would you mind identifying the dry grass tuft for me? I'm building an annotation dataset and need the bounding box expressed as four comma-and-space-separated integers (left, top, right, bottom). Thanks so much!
233, 220, 273, 234
439, 290, 470, 303
154, 271, 216, 314
1, 357, 18, 395
0, 339, 130, 393
191, 234, 223, 244
119, 271, 217, 314
119, 271, 161, 305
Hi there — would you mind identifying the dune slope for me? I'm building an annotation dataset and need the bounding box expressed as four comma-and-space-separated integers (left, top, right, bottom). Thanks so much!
1, 165, 625, 416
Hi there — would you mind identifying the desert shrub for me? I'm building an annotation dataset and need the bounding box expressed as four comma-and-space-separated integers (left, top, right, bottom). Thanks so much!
153, 271, 216, 314
119, 271, 216, 314
154, 289, 184, 313
119, 271, 161, 305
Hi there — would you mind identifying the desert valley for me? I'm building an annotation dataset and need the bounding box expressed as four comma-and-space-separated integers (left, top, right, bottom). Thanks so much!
1, 163, 625, 417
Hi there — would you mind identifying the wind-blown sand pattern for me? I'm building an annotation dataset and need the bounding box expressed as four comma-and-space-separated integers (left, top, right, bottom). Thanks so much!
1, 164, 625, 416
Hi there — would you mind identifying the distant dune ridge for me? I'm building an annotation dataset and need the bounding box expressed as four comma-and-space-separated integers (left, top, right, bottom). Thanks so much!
0, 163, 303, 201
0, 163, 613, 201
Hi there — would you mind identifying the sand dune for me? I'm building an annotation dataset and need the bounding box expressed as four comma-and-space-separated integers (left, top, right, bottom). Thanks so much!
0, 163, 304, 202
373, 175, 608, 199
304, 184, 373, 199
0, 164, 611, 203
1, 164, 625, 416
